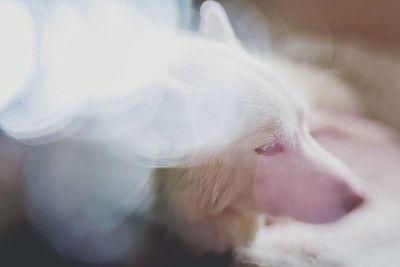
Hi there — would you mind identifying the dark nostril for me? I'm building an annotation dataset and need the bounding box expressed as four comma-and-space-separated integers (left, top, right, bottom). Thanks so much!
342, 192, 365, 212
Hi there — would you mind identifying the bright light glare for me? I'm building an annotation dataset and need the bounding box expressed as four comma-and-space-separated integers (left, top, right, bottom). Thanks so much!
0, 2, 34, 109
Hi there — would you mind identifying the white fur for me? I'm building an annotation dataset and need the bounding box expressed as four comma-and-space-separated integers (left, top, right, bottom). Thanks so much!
0, 1, 367, 265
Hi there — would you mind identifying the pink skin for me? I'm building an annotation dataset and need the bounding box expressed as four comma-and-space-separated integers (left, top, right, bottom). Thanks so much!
254, 128, 365, 224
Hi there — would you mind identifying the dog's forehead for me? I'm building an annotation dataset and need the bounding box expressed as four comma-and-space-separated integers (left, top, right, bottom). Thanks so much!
170, 40, 258, 84
171, 40, 290, 102
169, 39, 304, 140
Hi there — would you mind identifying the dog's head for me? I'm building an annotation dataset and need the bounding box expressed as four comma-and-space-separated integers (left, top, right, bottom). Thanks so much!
167, 1, 364, 225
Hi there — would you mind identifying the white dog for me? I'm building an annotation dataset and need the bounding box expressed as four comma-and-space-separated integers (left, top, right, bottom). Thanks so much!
0, 1, 364, 264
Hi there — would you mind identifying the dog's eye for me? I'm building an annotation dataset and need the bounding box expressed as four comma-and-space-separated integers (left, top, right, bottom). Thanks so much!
255, 141, 284, 156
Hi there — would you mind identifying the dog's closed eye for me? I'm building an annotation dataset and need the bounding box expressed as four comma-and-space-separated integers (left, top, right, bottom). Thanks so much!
255, 141, 284, 156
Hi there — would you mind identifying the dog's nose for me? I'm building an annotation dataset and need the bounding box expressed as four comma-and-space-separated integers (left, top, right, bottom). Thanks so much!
342, 191, 365, 212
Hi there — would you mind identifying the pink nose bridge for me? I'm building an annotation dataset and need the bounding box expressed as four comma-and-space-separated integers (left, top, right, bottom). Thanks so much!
302, 132, 364, 191
255, 131, 365, 224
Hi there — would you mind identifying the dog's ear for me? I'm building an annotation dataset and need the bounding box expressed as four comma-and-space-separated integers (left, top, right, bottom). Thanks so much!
199, 1, 239, 46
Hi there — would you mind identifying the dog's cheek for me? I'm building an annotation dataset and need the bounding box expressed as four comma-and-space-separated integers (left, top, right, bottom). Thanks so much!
157, 161, 237, 221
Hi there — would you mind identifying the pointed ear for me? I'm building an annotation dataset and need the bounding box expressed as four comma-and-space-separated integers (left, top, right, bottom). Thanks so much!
199, 1, 239, 45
